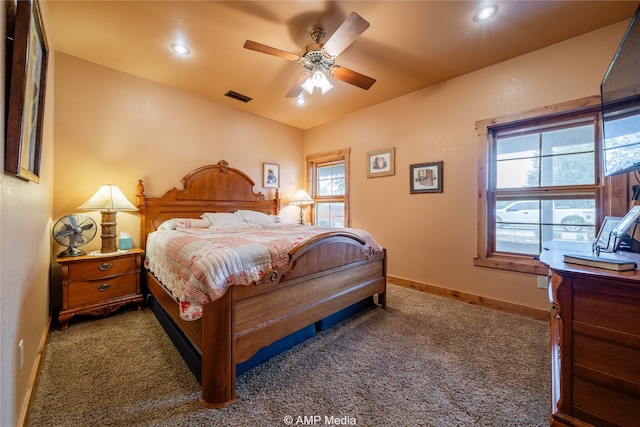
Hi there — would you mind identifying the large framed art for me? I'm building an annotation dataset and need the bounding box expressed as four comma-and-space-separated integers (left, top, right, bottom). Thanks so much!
5, 0, 49, 182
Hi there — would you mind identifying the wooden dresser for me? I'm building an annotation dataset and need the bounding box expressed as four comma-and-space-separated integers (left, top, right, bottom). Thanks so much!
57, 248, 145, 330
539, 243, 640, 427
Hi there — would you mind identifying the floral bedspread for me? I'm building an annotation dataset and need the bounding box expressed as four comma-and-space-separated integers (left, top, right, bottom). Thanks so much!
144, 224, 383, 321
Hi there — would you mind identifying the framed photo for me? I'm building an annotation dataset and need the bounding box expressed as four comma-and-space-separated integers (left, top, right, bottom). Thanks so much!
612, 205, 640, 252
594, 216, 622, 253
613, 206, 640, 238
410, 161, 443, 193
367, 147, 395, 178
5, 0, 49, 183
263, 163, 280, 188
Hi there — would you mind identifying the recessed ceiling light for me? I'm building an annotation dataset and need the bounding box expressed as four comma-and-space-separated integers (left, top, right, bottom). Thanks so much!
474, 4, 499, 22
171, 43, 190, 56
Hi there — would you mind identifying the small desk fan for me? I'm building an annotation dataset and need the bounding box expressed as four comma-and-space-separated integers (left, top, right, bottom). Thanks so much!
52, 214, 97, 257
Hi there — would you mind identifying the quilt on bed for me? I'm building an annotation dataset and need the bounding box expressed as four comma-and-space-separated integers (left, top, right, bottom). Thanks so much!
144, 224, 383, 320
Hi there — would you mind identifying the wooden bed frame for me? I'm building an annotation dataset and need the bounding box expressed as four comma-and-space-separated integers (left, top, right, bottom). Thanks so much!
137, 160, 387, 408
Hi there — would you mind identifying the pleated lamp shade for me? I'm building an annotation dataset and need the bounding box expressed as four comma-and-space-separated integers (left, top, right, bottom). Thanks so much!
79, 185, 138, 253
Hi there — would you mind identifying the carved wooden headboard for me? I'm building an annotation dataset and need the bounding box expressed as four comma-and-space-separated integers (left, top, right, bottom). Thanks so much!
137, 160, 280, 249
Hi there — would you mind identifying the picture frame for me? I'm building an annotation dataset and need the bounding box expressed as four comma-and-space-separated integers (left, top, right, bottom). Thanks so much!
612, 205, 640, 252
366, 147, 395, 178
410, 161, 443, 193
263, 163, 280, 188
594, 216, 622, 253
5, 0, 49, 183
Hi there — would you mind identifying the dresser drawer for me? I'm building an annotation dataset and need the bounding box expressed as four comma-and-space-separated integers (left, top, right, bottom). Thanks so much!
67, 256, 137, 281
67, 273, 138, 307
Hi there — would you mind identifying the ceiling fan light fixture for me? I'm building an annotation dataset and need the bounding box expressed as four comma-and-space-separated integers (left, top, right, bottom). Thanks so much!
301, 76, 315, 94
315, 71, 333, 94
302, 71, 333, 95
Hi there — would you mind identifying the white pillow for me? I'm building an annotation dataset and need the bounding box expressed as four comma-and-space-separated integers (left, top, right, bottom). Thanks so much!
235, 210, 276, 226
175, 218, 210, 229
157, 218, 210, 230
157, 219, 177, 231
201, 212, 249, 229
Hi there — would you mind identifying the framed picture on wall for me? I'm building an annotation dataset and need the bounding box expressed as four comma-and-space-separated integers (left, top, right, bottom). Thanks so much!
5, 0, 49, 183
410, 161, 443, 193
367, 147, 395, 178
263, 163, 280, 188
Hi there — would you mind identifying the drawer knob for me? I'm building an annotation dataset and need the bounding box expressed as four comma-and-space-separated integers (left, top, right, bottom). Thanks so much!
98, 263, 112, 271
97, 283, 112, 292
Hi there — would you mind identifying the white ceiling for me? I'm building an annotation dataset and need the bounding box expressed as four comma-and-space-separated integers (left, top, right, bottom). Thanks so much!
46, 1, 638, 129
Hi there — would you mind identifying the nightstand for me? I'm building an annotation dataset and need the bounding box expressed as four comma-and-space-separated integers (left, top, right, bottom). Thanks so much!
57, 248, 145, 330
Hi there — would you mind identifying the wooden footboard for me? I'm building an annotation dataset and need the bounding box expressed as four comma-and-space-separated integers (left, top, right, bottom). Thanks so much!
147, 240, 386, 408
199, 242, 386, 408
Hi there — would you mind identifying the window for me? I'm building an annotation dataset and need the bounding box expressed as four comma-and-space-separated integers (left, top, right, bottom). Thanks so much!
475, 97, 604, 274
306, 149, 350, 227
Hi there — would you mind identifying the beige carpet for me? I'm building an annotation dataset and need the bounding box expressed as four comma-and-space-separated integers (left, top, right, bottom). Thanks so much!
28, 284, 550, 426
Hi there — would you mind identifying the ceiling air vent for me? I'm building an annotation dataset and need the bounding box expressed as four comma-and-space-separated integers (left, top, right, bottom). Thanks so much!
224, 90, 253, 103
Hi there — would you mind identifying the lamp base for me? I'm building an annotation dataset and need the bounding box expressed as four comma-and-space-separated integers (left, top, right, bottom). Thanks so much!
99, 211, 118, 253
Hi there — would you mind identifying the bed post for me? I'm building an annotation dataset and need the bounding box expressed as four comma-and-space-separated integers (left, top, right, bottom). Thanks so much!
199, 288, 238, 408
136, 179, 147, 251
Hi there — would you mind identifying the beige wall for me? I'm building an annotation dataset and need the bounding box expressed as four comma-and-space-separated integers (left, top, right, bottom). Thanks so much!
305, 21, 630, 311
0, 2, 55, 426
53, 53, 305, 255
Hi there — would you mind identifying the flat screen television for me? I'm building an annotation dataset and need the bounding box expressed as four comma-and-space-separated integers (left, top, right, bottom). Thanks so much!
602, 5, 640, 177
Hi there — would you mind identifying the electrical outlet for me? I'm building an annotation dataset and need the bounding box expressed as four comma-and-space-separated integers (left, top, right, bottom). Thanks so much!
19, 339, 24, 370
537, 275, 549, 289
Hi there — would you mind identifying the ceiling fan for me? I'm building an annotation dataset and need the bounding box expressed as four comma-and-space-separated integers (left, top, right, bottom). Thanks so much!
244, 12, 376, 97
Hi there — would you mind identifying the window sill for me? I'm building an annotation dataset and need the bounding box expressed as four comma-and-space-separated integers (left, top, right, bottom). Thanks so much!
473, 255, 548, 275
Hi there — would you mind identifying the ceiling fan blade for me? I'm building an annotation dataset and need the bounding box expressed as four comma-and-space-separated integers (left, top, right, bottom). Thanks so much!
331, 66, 376, 90
286, 74, 310, 98
243, 40, 300, 62
322, 12, 370, 58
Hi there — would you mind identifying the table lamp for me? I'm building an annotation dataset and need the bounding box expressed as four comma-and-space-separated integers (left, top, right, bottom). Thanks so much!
79, 185, 138, 253
289, 189, 315, 225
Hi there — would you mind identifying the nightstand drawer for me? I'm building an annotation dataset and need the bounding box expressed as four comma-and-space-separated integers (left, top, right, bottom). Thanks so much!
67, 273, 138, 307
67, 256, 137, 281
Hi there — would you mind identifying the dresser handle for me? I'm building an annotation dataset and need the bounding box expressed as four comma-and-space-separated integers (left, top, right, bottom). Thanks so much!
97, 283, 112, 292
98, 263, 112, 271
